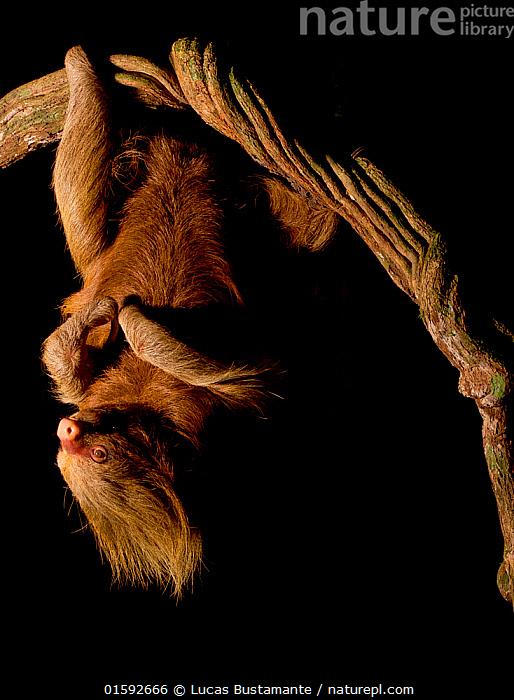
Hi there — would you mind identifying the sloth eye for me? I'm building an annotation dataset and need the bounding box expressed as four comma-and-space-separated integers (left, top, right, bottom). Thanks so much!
90, 446, 109, 463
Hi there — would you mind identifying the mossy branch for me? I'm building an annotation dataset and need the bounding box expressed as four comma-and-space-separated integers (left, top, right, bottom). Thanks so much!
0, 68, 68, 168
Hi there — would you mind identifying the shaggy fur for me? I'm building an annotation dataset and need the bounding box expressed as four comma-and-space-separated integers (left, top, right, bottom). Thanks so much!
42, 46, 338, 595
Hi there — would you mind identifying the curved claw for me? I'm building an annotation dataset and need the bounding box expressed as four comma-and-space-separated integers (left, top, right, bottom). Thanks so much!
110, 54, 187, 107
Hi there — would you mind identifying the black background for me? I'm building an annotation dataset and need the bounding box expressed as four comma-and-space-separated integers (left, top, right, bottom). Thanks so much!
2, 2, 512, 697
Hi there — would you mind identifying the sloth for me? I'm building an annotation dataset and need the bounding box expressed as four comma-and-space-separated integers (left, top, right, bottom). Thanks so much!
42, 46, 338, 595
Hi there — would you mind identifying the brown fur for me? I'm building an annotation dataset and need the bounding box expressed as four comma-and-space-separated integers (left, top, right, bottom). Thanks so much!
262, 176, 338, 251
42, 46, 338, 595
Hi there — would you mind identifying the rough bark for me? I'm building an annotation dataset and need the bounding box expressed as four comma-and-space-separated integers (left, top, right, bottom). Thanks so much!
0, 69, 68, 168
1, 41, 512, 606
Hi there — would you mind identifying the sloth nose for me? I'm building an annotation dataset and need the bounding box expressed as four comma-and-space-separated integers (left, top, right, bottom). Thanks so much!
57, 418, 83, 443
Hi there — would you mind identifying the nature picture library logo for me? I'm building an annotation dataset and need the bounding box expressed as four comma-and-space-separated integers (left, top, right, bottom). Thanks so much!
299, 3, 514, 38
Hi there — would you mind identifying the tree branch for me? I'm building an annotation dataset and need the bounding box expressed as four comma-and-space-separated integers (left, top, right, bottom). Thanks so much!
1, 41, 512, 606
0, 68, 68, 168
